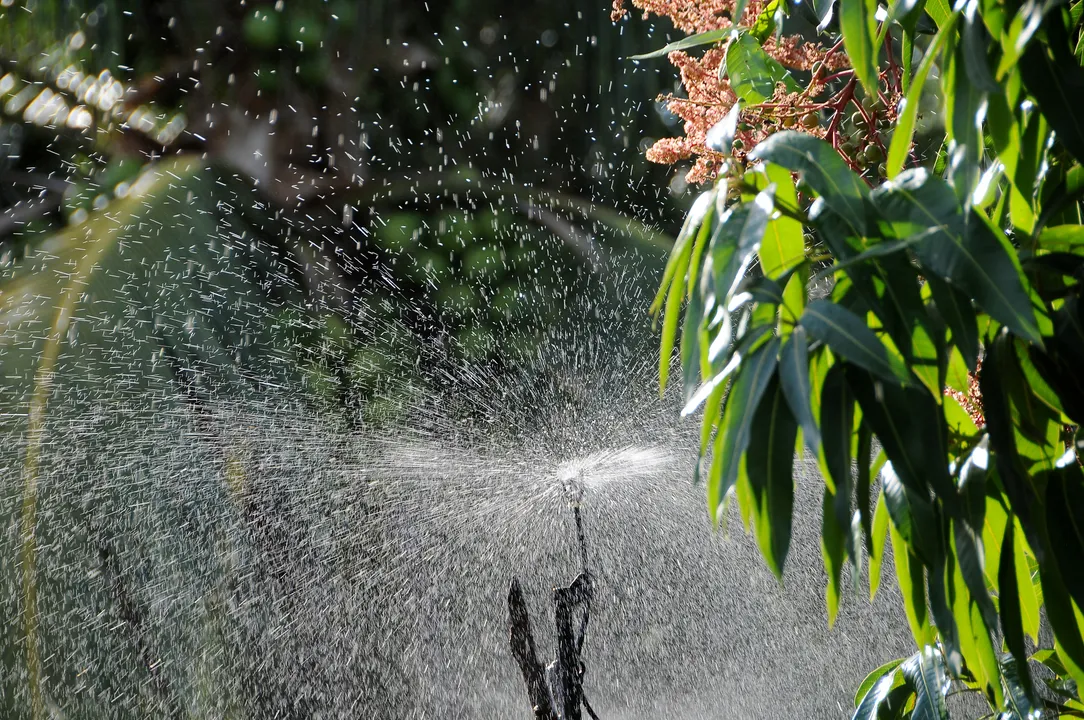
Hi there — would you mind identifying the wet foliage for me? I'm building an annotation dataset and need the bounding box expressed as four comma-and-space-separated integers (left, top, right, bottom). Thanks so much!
638, 0, 1084, 716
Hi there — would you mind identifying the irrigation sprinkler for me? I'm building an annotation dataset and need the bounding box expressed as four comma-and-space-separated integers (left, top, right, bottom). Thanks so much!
507, 470, 599, 720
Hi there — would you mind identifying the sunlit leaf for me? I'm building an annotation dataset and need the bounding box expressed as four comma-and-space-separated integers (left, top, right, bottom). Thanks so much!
1019, 11, 1084, 165
902, 645, 949, 720
750, 132, 870, 236
725, 32, 801, 104
628, 28, 729, 60
840, 0, 879, 97
746, 374, 798, 578
708, 336, 781, 523
872, 170, 1042, 345
999, 520, 1036, 705
800, 301, 913, 386
853, 660, 903, 716
779, 328, 821, 457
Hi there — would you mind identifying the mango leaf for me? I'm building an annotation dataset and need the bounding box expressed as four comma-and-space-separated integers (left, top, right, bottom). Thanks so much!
888, 16, 956, 178
657, 190, 717, 392
870, 488, 890, 600
746, 374, 798, 578
800, 301, 913, 385
890, 519, 935, 647
961, 0, 1000, 92
872, 170, 1041, 345
1046, 465, 1084, 613
750, 132, 871, 236
846, 365, 955, 505
902, 645, 949, 720
705, 103, 743, 154
840, 0, 880, 97
711, 188, 776, 307
854, 661, 904, 717
708, 336, 781, 523
1038, 224, 1084, 250
999, 520, 1036, 705
628, 28, 729, 60
822, 485, 847, 626
725, 32, 801, 104
1019, 10, 1084, 165
814, 0, 837, 30
681, 209, 718, 402
757, 164, 806, 322
779, 328, 821, 456
1000, 652, 1040, 719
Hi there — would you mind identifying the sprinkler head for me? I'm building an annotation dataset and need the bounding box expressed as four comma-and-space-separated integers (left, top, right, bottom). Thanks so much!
559, 469, 586, 508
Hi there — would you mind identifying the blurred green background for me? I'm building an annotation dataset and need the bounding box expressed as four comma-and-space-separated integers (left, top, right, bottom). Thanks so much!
0, 0, 693, 419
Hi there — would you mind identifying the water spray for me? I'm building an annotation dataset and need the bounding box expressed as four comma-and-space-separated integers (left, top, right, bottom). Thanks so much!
508, 467, 599, 720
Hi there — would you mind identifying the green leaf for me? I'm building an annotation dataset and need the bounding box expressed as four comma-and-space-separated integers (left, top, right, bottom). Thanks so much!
705, 102, 743, 154
652, 189, 717, 317
681, 209, 718, 402
854, 661, 904, 715
814, 0, 836, 29
657, 190, 718, 393
822, 485, 847, 626
1019, 10, 1084, 165
927, 275, 979, 370
840, 0, 880, 97
923, 0, 954, 27
999, 519, 1036, 706
800, 301, 913, 385
954, 517, 998, 632
757, 164, 806, 322
821, 360, 855, 505
961, 0, 1000, 93
779, 328, 821, 457
903, 645, 949, 720
890, 519, 935, 647
870, 487, 890, 600
710, 192, 776, 317
1000, 652, 1040, 719
1038, 224, 1084, 250
708, 336, 781, 523
750, 132, 871, 235
846, 366, 955, 507
725, 32, 800, 104
746, 373, 798, 578
887, 15, 956, 178
872, 170, 1041, 345
628, 28, 729, 60
1046, 465, 1084, 613
1013, 516, 1042, 643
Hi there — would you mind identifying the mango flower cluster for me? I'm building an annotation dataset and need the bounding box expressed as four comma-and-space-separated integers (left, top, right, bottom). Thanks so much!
613, 0, 902, 185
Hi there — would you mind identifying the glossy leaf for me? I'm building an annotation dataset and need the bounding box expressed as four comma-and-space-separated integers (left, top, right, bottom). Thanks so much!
999, 520, 1036, 705
846, 365, 954, 505
871, 170, 1042, 345
628, 28, 728, 59
800, 301, 913, 385
840, 0, 879, 96
1019, 12, 1084, 165
1046, 465, 1084, 613
705, 103, 743, 154
681, 208, 717, 402
903, 645, 949, 720
870, 489, 890, 600
750, 132, 870, 236
779, 328, 821, 457
890, 519, 934, 647
726, 32, 800, 104
927, 275, 979, 370
887, 16, 956, 178
853, 661, 903, 716
821, 363, 855, 502
822, 485, 847, 626
711, 188, 776, 307
708, 337, 781, 523
746, 374, 798, 578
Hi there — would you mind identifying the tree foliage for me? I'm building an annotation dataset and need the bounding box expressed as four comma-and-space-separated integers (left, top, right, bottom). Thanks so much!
630, 0, 1084, 715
